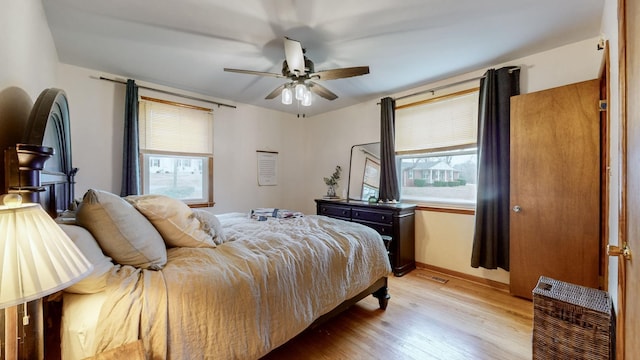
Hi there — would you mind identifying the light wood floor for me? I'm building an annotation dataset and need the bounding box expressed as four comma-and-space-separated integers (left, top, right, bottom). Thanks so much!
262, 268, 533, 360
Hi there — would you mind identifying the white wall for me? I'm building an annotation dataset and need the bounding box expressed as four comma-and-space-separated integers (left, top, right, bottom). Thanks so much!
0, 0, 59, 140
305, 37, 604, 284
210, 96, 307, 213
0, 0, 58, 99
300, 101, 382, 214
56, 64, 311, 214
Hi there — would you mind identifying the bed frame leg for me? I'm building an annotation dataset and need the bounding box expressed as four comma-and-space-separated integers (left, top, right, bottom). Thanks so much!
372, 285, 390, 310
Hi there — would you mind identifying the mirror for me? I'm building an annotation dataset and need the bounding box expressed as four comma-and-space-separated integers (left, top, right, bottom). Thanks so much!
347, 142, 381, 201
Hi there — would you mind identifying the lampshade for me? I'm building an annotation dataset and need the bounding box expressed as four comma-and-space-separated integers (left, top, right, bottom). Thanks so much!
281, 86, 293, 105
301, 88, 312, 106
294, 83, 306, 100
0, 195, 93, 309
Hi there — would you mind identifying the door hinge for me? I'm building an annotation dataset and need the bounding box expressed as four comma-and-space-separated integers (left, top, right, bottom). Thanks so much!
607, 243, 632, 260
599, 100, 607, 111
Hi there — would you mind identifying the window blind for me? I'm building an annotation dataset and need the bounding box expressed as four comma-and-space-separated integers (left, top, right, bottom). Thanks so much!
395, 91, 478, 153
139, 100, 213, 154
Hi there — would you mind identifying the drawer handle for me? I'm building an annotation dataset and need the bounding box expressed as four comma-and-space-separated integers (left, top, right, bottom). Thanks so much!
355, 212, 359, 216
342, 210, 347, 215
381, 215, 385, 220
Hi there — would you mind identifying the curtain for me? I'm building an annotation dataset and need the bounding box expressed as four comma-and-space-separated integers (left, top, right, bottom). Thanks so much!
379, 97, 400, 202
471, 66, 520, 270
120, 79, 140, 196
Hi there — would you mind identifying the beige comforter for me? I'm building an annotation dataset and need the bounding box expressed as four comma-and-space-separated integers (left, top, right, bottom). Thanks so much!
93, 214, 391, 359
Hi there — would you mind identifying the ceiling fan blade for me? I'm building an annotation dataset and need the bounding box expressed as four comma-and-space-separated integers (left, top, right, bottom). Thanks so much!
284, 37, 306, 76
311, 66, 370, 80
308, 81, 338, 101
224, 68, 285, 78
265, 83, 287, 100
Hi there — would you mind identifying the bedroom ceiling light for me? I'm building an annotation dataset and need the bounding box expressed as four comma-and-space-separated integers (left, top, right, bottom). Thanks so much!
0, 194, 93, 309
281, 82, 312, 107
301, 88, 312, 106
294, 83, 306, 100
281, 86, 293, 105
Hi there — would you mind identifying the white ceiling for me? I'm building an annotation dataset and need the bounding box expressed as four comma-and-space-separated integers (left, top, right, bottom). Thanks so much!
42, 0, 605, 117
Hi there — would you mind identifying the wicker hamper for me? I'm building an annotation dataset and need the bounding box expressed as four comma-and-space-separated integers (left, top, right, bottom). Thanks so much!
532, 276, 614, 360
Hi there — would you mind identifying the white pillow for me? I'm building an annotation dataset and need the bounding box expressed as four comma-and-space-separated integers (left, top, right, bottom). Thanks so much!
126, 194, 216, 249
76, 189, 167, 270
192, 209, 226, 245
59, 224, 115, 294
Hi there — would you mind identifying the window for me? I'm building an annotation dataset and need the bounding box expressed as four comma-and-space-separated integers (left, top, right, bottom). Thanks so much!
138, 97, 214, 206
395, 89, 479, 208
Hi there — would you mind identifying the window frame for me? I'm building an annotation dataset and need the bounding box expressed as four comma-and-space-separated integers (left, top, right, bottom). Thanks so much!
395, 88, 479, 211
138, 96, 215, 207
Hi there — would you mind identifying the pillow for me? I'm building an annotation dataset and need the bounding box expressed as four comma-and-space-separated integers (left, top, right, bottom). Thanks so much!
193, 209, 227, 245
125, 194, 216, 249
59, 224, 115, 294
76, 189, 167, 270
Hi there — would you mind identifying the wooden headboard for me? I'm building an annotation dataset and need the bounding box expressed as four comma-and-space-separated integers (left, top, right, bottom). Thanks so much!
2, 88, 77, 216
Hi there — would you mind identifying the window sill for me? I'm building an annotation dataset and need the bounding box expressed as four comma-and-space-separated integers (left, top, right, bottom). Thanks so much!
401, 198, 476, 215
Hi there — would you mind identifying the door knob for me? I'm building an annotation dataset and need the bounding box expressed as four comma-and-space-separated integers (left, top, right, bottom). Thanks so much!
512, 205, 522, 213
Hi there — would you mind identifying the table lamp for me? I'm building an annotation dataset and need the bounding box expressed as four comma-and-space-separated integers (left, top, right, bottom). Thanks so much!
1, 193, 93, 359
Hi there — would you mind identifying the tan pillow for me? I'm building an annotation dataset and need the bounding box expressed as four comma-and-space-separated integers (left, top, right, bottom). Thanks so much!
126, 194, 216, 249
59, 224, 115, 294
76, 189, 167, 270
193, 209, 226, 245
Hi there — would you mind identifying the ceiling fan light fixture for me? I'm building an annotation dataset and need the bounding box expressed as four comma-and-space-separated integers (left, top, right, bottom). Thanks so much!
225, 37, 369, 109
295, 83, 306, 100
301, 88, 312, 106
281, 86, 293, 104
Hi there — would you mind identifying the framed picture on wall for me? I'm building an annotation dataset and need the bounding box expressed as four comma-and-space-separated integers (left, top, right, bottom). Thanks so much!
257, 150, 278, 186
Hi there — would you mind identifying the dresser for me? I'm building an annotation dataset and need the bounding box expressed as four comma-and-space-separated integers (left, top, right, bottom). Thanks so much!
315, 199, 416, 276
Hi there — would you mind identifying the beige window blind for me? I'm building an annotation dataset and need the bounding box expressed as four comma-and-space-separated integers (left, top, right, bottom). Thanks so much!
395, 91, 479, 153
139, 99, 213, 154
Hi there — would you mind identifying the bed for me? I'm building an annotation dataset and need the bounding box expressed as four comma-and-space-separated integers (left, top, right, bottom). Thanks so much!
1, 88, 392, 359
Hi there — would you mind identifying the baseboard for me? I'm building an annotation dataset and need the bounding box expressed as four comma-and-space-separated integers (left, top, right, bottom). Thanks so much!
415, 262, 510, 292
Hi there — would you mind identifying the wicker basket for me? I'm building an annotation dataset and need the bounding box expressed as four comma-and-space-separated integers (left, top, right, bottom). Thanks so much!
532, 276, 614, 360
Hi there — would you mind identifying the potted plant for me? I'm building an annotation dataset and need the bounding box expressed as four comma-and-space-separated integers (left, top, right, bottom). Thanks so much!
323, 165, 342, 198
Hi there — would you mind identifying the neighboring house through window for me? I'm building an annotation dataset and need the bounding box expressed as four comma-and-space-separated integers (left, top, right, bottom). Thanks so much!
395, 88, 478, 209
138, 97, 214, 206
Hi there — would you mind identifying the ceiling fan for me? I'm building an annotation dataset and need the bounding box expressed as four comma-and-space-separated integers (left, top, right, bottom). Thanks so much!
224, 37, 370, 106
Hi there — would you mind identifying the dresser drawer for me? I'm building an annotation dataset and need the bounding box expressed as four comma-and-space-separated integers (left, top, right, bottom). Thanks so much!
353, 220, 393, 236
318, 204, 351, 219
351, 209, 393, 225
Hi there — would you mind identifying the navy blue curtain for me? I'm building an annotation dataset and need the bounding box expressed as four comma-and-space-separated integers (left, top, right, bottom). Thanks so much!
120, 79, 140, 196
379, 97, 400, 202
471, 66, 520, 271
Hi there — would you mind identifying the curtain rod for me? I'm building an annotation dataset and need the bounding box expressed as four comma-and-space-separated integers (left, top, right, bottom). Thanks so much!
392, 66, 521, 102
97, 76, 236, 109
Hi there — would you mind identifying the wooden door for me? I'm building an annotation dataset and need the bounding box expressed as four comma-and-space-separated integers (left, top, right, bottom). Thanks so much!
619, 0, 639, 357
509, 79, 600, 299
